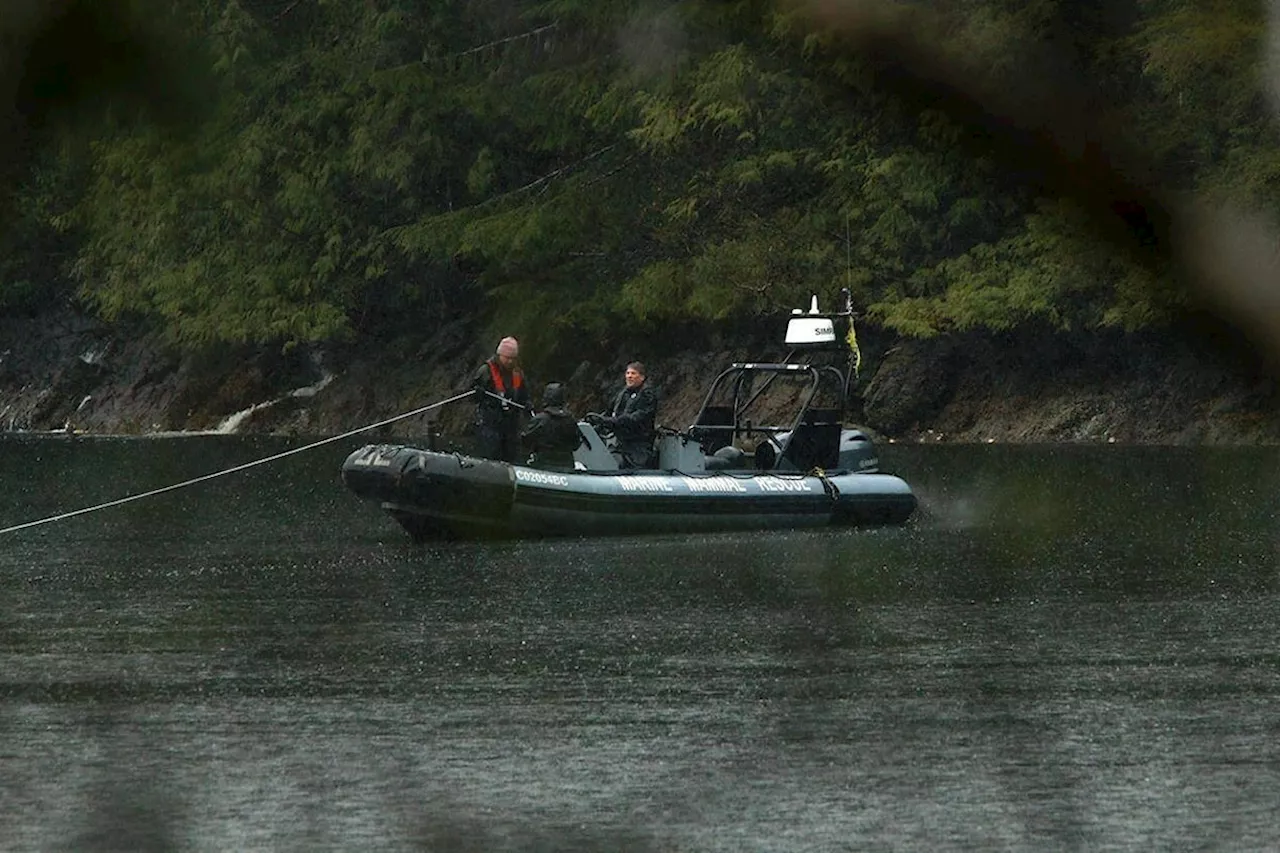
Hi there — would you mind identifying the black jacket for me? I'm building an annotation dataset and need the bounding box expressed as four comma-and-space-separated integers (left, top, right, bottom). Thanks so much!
607, 382, 657, 464
521, 406, 581, 465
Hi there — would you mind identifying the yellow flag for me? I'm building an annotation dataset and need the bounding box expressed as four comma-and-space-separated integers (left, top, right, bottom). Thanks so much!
845, 320, 862, 376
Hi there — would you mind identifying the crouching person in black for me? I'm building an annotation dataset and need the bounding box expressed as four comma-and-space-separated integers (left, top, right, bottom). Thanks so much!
586, 361, 657, 469
521, 382, 581, 468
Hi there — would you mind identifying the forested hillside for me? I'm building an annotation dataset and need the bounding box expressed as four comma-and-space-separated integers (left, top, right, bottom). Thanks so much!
2, 0, 1274, 373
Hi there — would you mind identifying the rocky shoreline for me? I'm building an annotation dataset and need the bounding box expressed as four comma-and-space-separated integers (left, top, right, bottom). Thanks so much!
3, 307, 1279, 445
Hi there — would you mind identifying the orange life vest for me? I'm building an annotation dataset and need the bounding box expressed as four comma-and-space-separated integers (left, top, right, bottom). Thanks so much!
488, 359, 524, 396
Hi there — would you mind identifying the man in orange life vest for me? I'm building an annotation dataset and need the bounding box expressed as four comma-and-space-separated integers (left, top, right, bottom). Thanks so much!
471, 336, 531, 462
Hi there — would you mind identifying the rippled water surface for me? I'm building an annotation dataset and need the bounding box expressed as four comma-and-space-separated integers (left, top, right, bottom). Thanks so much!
1, 436, 1278, 851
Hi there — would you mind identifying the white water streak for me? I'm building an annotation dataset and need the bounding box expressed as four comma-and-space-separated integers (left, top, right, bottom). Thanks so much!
214, 373, 334, 434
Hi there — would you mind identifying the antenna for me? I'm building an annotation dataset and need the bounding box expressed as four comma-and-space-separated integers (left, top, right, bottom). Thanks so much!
846, 212, 852, 288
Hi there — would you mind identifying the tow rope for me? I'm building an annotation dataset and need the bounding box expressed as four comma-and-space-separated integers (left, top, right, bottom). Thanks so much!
0, 390, 478, 536
808, 467, 841, 502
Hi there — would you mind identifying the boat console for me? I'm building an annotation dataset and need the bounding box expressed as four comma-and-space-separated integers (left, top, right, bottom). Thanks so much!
569, 422, 710, 473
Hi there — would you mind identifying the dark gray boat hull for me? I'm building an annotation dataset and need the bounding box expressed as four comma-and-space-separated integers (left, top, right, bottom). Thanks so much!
342, 444, 916, 540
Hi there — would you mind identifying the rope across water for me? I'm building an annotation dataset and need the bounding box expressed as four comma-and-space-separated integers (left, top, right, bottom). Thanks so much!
0, 390, 478, 536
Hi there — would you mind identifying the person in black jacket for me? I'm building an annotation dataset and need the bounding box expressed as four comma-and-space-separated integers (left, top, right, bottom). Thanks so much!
520, 382, 581, 468
586, 361, 657, 469
471, 336, 531, 463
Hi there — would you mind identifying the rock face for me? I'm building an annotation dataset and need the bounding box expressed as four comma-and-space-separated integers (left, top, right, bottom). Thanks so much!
862, 337, 964, 437
0, 312, 316, 434
2, 307, 1279, 443
870, 326, 1280, 444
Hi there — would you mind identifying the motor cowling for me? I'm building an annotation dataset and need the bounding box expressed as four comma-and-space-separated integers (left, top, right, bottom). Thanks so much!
837, 429, 880, 473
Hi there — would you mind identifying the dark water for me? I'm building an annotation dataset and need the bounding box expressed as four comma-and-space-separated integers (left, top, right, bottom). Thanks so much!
1, 435, 1278, 851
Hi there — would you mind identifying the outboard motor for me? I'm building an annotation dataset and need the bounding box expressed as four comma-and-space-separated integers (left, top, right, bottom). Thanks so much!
837, 428, 880, 473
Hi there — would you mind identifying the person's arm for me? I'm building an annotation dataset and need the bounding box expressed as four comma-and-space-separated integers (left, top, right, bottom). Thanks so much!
586, 391, 621, 430
472, 363, 493, 393
521, 413, 545, 443
612, 387, 657, 434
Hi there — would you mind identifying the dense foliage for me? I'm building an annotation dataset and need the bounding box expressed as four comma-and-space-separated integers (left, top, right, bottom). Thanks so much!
1, 0, 1273, 360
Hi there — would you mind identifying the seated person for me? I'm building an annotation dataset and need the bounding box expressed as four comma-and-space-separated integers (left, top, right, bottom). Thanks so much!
585, 361, 657, 469
520, 382, 581, 468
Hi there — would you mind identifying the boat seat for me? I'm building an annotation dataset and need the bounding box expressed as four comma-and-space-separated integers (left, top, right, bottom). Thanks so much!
804, 408, 841, 425
656, 432, 704, 471
753, 440, 777, 470
689, 406, 734, 453
781, 422, 841, 471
